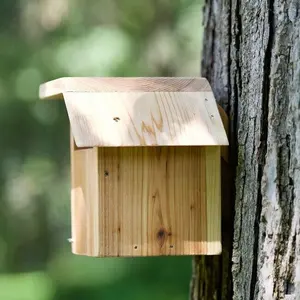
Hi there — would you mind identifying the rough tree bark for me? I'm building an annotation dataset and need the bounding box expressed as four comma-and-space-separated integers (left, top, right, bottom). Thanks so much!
190, 1, 300, 299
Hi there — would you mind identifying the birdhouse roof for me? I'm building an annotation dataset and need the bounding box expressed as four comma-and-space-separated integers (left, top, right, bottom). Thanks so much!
39, 77, 228, 147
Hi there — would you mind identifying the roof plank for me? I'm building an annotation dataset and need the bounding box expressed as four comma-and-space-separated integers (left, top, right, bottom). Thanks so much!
63, 91, 228, 147
39, 77, 212, 100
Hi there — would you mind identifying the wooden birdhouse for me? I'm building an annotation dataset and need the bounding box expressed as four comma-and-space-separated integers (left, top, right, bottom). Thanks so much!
39, 77, 228, 257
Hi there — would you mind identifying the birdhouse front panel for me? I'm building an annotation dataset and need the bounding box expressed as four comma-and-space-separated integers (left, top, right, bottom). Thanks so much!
39, 77, 228, 257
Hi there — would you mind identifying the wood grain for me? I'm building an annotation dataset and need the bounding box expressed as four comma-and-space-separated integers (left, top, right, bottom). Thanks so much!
72, 146, 221, 257
39, 77, 212, 100
70, 135, 99, 256
204, 146, 221, 254
63, 91, 228, 147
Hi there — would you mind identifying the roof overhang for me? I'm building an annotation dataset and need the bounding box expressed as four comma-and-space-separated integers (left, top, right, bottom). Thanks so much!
39, 77, 229, 148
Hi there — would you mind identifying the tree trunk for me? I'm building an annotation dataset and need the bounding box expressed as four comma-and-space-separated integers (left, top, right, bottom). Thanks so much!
190, 1, 300, 299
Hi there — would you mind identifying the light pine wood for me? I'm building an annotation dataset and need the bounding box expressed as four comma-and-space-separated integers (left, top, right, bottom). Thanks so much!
40, 77, 226, 257
72, 146, 221, 257
70, 135, 99, 256
39, 77, 212, 100
204, 147, 221, 254
40, 77, 228, 149
63, 91, 228, 147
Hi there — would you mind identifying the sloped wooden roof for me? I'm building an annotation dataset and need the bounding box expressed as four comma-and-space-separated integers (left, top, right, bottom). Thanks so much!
39, 77, 228, 147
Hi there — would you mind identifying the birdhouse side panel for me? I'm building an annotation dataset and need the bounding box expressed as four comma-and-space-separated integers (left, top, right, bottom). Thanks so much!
70, 136, 99, 256
203, 146, 221, 254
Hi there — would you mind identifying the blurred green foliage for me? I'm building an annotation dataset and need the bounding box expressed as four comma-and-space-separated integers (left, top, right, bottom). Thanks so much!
0, 0, 203, 299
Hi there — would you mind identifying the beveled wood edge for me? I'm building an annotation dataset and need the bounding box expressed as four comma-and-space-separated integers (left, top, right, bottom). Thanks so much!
71, 242, 222, 257
39, 77, 212, 99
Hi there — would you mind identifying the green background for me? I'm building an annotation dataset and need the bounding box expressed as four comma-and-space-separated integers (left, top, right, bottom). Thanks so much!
0, 0, 203, 299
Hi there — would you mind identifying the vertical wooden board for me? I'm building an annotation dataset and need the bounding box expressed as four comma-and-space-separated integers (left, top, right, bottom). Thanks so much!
70, 135, 99, 256
98, 147, 145, 256
204, 146, 222, 254
94, 146, 220, 257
